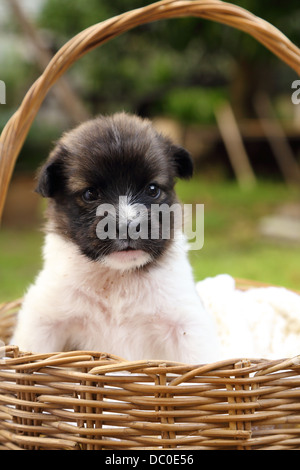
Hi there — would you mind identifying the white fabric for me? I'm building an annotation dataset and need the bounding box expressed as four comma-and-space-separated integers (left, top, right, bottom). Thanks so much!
196, 274, 300, 360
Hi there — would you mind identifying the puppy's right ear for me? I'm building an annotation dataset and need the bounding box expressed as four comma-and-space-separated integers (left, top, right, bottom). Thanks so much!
171, 145, 193, 180
35, 145, 66, 198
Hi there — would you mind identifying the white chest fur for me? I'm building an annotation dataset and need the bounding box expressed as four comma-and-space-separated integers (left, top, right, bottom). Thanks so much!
12, 233, 220, 363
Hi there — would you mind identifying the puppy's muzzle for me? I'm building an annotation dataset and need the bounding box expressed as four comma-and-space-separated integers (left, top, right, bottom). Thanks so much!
96, 199, 149, 248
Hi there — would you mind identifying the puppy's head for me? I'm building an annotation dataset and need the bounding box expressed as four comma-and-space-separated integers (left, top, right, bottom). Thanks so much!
36, 113, 193, 271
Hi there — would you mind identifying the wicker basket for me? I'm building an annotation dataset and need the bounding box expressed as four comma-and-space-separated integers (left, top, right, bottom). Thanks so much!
1, 0, 300, 450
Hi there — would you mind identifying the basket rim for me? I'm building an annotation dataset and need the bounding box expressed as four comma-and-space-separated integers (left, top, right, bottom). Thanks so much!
1, 343, 300, 375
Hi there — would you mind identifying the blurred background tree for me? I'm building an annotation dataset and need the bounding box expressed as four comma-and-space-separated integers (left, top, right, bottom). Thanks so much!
0, 0, 299, 174
37, 0, 230, 120
36, 0, 300, 118
1, 0, 299, 171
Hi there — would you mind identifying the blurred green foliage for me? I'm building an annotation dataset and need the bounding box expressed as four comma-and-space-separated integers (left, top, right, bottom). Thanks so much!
2, 0, 300, 119
160, 88, 228, 124
1, 1, 300, 170
36, 0, 300, 117
38, 0, 222, 117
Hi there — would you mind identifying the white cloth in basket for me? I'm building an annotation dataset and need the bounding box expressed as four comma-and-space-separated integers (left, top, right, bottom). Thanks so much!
196, 275, 300, 360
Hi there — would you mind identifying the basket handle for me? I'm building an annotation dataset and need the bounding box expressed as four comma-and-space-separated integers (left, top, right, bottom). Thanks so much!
1, 0, 299, 218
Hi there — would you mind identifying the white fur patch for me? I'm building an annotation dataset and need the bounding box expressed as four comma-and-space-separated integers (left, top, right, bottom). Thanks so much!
11, 233, 220, 363
102, 249, 152, 271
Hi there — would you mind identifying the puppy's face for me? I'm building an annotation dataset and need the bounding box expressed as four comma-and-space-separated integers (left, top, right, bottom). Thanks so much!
36, 113, 193, 271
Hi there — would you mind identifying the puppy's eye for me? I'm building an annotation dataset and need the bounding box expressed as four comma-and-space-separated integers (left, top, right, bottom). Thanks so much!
82, 188, 99, 203
146, 183, 161, 199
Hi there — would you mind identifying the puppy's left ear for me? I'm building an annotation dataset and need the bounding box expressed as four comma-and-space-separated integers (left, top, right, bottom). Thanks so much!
35, 144, 67, 198
35, 160, 62, 198
171, 145, 193, 180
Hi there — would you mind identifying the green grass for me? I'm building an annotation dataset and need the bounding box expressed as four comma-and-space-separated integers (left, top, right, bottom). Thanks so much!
1, 177, 300, 303
177, 177, 300, 290
0, 229, 43, 303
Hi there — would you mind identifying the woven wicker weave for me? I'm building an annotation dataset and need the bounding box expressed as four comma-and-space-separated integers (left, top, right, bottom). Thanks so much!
1, 0, 300, 450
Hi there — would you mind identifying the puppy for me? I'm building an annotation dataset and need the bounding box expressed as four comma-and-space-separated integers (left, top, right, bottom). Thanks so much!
11, 113, 220, 363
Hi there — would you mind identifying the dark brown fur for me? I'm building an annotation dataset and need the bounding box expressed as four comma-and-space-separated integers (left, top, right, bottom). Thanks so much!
35, 113, 193, 265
